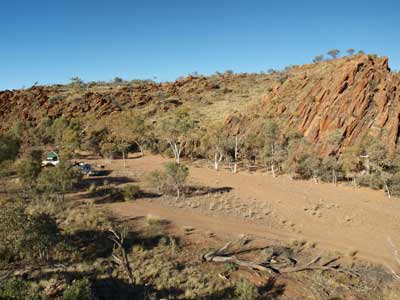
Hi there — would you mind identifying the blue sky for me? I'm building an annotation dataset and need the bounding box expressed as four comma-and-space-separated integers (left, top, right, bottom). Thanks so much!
1, 0, 399, 90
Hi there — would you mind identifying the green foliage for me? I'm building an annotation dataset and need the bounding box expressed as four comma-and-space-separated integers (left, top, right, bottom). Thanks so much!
36, 162, 82, 200
159, 109, 196, 162
341, 145, 364, 181
360, 140, 397, 195
164, 162, 189, 192
146, 169, 164, 192
200, 122, 234, 169
388, 173, 400, 197
0, 200, 61, 262
160, 109, 196, 137
0, 134, 20, 163
103, 111, 148, 160
0, 200, 27, 262
234, 279, 259, 300
347, 48, 355, 56
113, 76, 124, 83
0, 278, 41, 300
327, 49, 340, 59
99, 140, 120, 160
147, 163, 189, 198
62, 278, 92, 300
261, 120, 287, 175
0, 160, 14, 180
286, 139, 320, 179
122, 184, 141, 201
313, 55, 324, 63
85, 128, 109, 155
25, 213, 61, 260
70, 76, 84, 87
48, 117, 82, 154
318, 157, 343, 183
16, 151, 42, 188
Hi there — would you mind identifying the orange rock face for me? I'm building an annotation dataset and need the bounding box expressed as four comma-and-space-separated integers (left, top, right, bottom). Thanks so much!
261, 55, 400, 155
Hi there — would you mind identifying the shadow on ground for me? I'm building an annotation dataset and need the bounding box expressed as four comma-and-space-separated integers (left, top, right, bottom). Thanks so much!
184, 185, 233, 197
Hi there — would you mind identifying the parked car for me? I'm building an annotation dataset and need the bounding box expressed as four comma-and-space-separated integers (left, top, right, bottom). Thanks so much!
75, 162, 99, 176
42, 151, 60, 167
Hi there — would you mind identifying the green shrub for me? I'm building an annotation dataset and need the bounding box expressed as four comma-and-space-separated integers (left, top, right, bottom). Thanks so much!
0, 200, 61, 262
0, 134, 20, 164
16, 151, 42, 188
358, 173, 383, 190
146, 163, 189, 198
146, 170, 165, 192
234, 279, 259, 300
389, 173, 400, 197
62, 278, 92, 300
122, 184, 141, 201
36, 162, 82, 201
0, 278, 41, 300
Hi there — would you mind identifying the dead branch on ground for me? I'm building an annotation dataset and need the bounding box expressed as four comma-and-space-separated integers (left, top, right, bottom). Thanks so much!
202, 240, 359, 278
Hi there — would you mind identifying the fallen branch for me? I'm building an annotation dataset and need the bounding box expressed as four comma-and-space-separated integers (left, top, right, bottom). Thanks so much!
202, 241, 359, 278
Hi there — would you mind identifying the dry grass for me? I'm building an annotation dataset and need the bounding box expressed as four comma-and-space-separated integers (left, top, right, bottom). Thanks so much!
63, 203, 111, 233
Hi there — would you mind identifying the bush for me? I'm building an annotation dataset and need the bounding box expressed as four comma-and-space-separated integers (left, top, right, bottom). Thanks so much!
358, 173, 383, 190
0, 200, 61, 262
62, 278, 92, 300
389, 173, 400, 197
0, 134, 20, 163
36, 162, 82, 201
16, 151, 42, 188
0, 278, 41, 300
146, 163, 189, 198
122, 184, 141, 201
234, 279, 259, 300
146, 170, 164, 192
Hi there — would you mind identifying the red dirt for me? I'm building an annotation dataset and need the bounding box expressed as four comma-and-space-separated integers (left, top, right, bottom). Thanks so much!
96, 154, 400, 270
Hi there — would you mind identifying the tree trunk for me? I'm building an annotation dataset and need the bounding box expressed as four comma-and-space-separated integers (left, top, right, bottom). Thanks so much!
122, 150, 126, 168
136, 142, 144, 157
353, 177, 357, 188
214, 152, 223, 171
169, 141, 181, 164
214, 153, 219, 171
233, 136, 239, 173
332, 169, 337, 185
385, 182, 392, 198
271, 164, 276, 178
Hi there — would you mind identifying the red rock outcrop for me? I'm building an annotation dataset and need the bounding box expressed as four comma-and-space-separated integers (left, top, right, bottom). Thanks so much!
1, 55, 399, 156
260, 55, 400, 154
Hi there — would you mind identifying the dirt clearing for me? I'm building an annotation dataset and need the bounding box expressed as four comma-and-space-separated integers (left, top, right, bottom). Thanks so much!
91, 154, 400, 270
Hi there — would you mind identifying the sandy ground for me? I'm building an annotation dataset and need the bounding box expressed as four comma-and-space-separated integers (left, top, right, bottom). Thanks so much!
90, 154, 400, 270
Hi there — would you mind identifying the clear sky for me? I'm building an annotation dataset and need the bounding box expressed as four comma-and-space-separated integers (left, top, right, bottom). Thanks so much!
1, 0, 399, 90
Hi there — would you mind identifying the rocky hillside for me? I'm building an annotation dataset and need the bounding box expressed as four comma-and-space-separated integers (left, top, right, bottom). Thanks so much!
1, 54, 399, 155
258, 55, 400, 155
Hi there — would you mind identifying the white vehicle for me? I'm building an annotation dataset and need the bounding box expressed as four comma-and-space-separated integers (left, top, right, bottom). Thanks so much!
41, 151, 60, 167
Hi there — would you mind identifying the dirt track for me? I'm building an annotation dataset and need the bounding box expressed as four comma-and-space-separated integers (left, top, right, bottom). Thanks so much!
98, 155, 400, 270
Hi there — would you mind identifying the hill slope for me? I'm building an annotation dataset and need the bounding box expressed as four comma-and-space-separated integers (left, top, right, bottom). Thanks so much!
258, 55, 400, 155
1, 54, 399, 155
